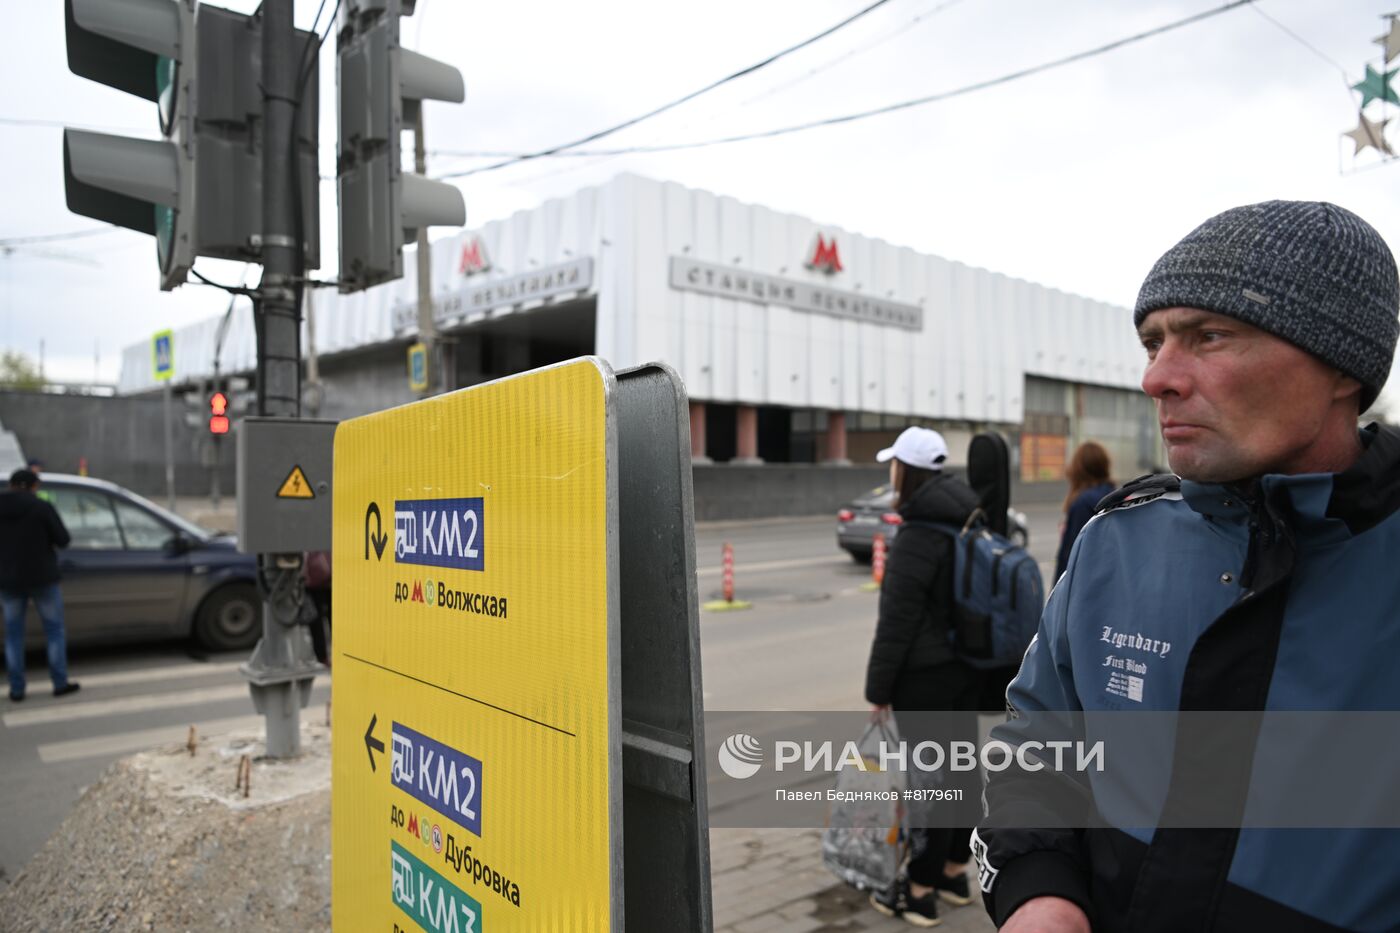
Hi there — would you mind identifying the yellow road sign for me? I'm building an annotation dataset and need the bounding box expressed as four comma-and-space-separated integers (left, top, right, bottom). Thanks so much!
276, 465, 314, 499
332, 358, 619, 932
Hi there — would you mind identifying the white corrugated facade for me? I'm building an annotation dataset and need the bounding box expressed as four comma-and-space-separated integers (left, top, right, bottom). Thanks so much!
119, 173, 1145, 427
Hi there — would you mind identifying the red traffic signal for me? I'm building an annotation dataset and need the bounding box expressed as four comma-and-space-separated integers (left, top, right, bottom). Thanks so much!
209, 391, 230, 434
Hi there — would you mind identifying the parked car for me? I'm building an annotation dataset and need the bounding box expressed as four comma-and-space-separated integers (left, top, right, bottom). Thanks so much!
21, 473, 261, 650
836, 483, 1030, 562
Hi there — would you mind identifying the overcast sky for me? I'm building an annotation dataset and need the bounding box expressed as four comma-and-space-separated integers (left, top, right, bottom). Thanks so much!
5, 0, 1400, 409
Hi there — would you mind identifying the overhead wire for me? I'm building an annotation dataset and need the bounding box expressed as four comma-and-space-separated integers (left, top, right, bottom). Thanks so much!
1248, 3, 1351, 80
0, 116, 150, 134
428, 0, 973, 167
736, 0, 973, 109
441, 0, 897, 178
438, 0, 1256, 177
0, 228, 118, 246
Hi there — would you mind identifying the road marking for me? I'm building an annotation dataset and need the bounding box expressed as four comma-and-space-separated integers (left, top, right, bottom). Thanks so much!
72, 660, 245, 690
5, 678, 326, 728
37, 714, 264, 763
696, 555, 843, 578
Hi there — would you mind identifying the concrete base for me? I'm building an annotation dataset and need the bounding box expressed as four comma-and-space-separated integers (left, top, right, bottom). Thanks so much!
0, 722, 332, 932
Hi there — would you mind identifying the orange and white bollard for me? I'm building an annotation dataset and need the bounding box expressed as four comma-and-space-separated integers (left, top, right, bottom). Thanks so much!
860, 533, 888, 592
703, 541, 752, 611
722, 542, 735, 604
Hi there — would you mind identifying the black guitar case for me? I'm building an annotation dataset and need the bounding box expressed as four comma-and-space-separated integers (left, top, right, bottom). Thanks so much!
967, 432, 1010, 538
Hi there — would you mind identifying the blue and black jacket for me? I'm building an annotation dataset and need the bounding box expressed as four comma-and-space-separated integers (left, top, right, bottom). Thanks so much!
975, 423, 1400, 932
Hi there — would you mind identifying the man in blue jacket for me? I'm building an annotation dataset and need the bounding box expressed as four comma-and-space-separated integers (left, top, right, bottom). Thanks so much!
975, 201, 1400, 932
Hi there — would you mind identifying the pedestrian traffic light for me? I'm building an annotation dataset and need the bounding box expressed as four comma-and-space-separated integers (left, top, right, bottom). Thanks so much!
209, 390, 230, 435
337, 0, 466, 293
63, 0, 321, 291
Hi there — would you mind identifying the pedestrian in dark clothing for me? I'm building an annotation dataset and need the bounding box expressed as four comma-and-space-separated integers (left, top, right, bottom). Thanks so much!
864, 426, 983, 928
0, 469, 80, 701
1053, 441, 1115, 581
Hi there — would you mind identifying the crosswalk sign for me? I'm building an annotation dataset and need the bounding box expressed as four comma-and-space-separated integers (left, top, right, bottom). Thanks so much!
407, 342, 428, 392
152, 330, 174, 382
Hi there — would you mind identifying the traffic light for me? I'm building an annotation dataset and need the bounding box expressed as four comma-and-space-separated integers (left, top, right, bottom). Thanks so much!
209, 390, 230, 435
337, 0, 466, 293
63, 0, 320, 291
63, 0, 196, 290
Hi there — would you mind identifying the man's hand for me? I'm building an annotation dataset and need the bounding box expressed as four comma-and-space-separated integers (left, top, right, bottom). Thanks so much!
870, 704, 891, 723
1001, 897, 1091, 933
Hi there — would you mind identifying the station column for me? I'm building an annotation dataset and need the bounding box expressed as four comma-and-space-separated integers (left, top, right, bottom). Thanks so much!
734, 405, 763, 465
689, 402, 711, 464
822, 410, 851, 465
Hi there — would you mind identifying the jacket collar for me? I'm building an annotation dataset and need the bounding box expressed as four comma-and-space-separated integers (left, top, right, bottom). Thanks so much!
1179, 423, 1400, 542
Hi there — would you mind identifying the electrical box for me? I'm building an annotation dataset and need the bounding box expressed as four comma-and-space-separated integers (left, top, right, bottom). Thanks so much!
236, 417, 337, 553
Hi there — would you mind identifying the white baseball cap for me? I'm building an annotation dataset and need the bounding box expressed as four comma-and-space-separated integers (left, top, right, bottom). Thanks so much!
876, 427, 949, 471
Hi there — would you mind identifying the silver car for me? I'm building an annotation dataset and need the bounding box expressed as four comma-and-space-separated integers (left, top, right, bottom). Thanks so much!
836, 484, 1029, 562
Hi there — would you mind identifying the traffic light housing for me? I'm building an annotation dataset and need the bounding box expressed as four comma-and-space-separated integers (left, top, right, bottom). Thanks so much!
63, 0, 195, 290
337, 0, 466, 293
209, 390, 230, 434
63, 0, 321, 290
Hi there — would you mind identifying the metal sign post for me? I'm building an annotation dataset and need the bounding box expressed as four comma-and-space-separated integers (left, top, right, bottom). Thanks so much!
239, 0, 318, 760
331, 358, 712, 931
152, 330, 176, 512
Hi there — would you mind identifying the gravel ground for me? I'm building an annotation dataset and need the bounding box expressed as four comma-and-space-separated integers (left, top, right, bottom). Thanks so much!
0, 723, 332, 933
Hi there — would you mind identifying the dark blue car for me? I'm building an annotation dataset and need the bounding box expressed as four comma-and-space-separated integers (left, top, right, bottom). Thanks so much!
24, 474, 261, 650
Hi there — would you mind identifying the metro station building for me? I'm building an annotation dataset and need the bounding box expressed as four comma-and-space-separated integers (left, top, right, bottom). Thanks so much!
120, 173, 1160, 485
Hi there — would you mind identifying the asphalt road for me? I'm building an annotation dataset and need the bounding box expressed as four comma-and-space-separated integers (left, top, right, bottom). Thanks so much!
694, 503, 1062, 710
0, 642, 333, 884
0, 501, 1064, 885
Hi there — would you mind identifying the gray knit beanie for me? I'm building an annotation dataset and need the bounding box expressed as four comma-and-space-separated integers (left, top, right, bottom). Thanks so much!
1134, 200, 1400, 412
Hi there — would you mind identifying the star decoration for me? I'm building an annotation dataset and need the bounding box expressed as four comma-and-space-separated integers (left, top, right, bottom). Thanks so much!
1354, 63, 1400, 109
1344, 112, 1395, 157
1376, 15, 1400, 63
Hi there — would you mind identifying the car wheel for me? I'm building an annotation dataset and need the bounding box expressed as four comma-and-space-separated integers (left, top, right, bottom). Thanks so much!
194, 583, 261, 651
848, 549, 873, 565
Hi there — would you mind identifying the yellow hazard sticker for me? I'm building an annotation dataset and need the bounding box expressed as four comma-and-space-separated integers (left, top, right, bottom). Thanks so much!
276, 465, 314, 499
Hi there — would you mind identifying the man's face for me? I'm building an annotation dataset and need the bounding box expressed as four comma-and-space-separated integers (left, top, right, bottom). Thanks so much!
1138, 308, 1356, 483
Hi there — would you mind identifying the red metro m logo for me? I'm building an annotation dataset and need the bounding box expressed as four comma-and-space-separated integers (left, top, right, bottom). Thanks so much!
458, 237, 492, 277
804, 233, 843, 275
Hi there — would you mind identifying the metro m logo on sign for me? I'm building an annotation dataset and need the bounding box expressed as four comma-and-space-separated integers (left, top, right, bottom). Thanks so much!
458, 237, 492, 276
394, 498, 485, 571
804, 233, 843, 275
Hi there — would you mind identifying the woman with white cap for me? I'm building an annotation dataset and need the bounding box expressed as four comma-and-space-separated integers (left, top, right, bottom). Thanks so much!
864, 426, 984, 927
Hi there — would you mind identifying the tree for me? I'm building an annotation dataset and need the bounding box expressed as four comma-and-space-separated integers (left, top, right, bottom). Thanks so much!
0, 351, 43, 390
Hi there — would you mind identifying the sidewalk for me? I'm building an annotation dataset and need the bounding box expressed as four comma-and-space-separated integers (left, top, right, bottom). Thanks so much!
709, 828, 994, 932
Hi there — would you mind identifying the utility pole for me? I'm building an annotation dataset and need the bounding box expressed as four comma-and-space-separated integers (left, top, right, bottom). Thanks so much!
241, 0, 320, 759
414, 104, 435, 396
163, 379, 175, 511
63, 0, 323, 760
305, 285, 323, 416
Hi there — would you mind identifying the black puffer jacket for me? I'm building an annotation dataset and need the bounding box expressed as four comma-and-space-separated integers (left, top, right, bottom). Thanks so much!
0, 490, 70, 593
864, 472, 980, 705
